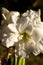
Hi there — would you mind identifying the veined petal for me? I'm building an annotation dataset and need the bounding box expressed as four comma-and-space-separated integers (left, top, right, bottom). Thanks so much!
32, 38, 43, 56
37, 39, 43, 53
25, 39, 36, 54
17, 16, 31, 33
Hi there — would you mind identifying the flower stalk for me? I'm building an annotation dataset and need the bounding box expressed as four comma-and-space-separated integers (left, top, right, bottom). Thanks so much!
15, 56, 18, 65
18, 57, 25, 65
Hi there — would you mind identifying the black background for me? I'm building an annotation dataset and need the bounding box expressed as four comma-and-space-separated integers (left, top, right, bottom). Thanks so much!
0, 0, 43, 24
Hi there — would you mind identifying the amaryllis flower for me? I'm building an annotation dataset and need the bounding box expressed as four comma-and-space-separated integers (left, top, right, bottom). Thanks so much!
1, 8, 20, 47
15, 9, 43, 57
1, 8, 43, 58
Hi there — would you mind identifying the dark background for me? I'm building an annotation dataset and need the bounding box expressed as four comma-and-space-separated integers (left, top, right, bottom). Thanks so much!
0, 0, 43, 25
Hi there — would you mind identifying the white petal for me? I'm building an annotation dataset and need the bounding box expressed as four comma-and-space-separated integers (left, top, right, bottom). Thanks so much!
22, 10, 29, 16
32, 24, 43, 42
25, 39, 36, 54
8, 23, 18, 33
6, 33, 19, 48
17, 16, 30, 33
32, 38, 43, 56
10, 11, 20, 24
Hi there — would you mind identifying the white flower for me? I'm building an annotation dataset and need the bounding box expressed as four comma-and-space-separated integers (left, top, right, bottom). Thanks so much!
15, 9, 43, 57
1, 8, 43, 58
1, 8, 20, 47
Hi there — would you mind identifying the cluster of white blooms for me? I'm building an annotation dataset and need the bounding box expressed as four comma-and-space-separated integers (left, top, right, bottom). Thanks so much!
1, 8, 43, 58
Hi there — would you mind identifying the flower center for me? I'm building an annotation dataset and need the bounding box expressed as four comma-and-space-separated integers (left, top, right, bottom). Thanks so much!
20, 32, 32, 42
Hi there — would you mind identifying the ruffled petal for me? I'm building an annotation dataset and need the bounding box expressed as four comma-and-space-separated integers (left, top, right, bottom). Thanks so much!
6, 33, 19, 48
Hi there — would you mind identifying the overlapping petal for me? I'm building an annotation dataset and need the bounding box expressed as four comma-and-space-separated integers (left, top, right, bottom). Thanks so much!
1, 8, 43, 58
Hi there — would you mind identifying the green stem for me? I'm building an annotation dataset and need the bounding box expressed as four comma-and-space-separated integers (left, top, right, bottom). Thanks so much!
15, 55, 25, 65
18, 57, 25, 65
22, 58, 25, 65
15, 55, 18, 65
